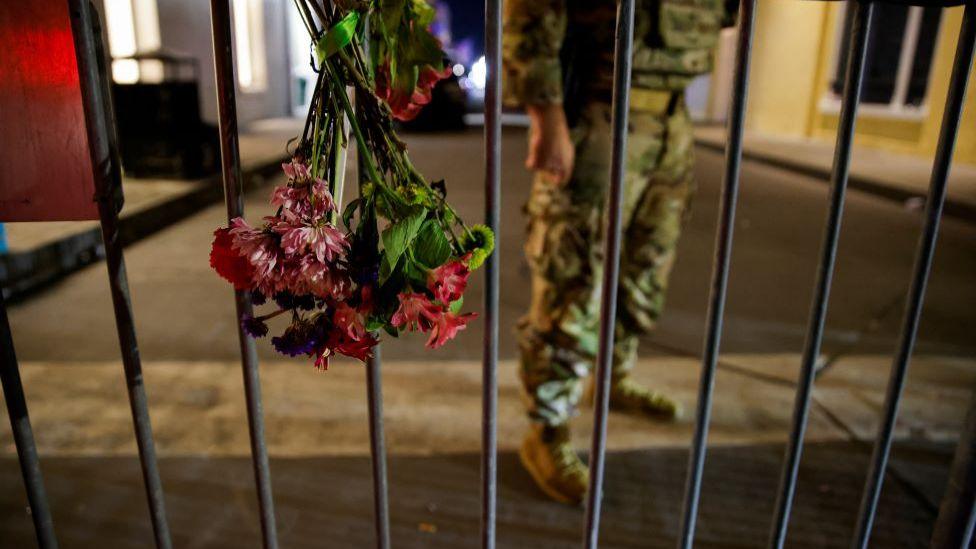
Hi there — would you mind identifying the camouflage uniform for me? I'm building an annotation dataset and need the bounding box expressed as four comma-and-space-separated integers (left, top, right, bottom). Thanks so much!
504, 0, 728, 427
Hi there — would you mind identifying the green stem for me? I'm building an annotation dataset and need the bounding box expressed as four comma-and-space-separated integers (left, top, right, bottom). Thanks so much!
324, 59, 406, 209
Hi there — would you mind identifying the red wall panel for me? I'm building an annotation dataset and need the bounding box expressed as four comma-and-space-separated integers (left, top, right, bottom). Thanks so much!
0, 0, 99, 221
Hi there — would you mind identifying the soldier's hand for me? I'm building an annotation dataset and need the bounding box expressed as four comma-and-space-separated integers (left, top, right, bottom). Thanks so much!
526, 104, 575, 185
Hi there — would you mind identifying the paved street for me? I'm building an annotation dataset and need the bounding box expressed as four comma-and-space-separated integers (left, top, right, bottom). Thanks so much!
6, 127, 976, 362
2, 127, 975, 547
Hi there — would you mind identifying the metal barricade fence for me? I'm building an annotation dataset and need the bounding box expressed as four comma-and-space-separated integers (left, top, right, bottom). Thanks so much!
1, 0, 975, 548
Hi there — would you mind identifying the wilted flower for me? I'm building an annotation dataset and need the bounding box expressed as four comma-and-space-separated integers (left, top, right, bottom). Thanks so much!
241, 315, 269, 338
428, 256, 471, 304
332, 302, 367, 341
210, 228, 254, 290
375, 63, 452, 121
391, 292, 440, 331
271, 320, 320, 357
425, 310, 476, 349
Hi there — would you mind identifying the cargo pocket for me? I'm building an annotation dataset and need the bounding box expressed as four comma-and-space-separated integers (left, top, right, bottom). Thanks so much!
659, 0, 723, 50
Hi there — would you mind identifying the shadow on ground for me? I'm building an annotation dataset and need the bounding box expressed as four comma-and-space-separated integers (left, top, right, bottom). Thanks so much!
0, 441, 950, 548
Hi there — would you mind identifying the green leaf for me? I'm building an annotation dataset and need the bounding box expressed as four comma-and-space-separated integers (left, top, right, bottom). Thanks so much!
449, 296, 464, 314
413, 220, 452, 269
315, 11, 360, 62
342, 197, 362, 231
378, 250, 399, 285
411, 0, 437, 27
381, 208, 427, 268
403, 255, 429, 288
378, 0, 406, 37
366, 318, 385, 332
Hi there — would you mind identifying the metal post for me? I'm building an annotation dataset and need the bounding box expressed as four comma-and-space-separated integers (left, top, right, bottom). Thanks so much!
854, 7, 976, 549
481, 0, 501, 545
676, 2, 756, 547
0, 291, 58, 549
209, 1, 279, 547
931, 384, 976, 548
71, 2, 173, 546
582, 0, 634, 547
768, 3, 874, 548
365, 348, 391, 549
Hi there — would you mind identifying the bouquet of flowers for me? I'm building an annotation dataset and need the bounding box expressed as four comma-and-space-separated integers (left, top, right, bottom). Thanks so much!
210, 0, 494, 368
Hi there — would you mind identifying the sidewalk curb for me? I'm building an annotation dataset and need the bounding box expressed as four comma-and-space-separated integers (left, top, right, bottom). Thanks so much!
695, 138, 976, 222
0, 158, 286, 302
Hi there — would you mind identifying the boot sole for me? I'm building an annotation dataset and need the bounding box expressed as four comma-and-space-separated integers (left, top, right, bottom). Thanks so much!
518, 441, 584, 506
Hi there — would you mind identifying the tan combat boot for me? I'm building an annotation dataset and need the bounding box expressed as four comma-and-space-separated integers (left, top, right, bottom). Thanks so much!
519, 423, 589, 505
608, 376, 682, 420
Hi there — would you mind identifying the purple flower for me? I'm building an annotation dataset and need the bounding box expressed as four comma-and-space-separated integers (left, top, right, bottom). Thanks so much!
271, 320, 320, 357
241, 315, 269, 338
273, 291, 316, 311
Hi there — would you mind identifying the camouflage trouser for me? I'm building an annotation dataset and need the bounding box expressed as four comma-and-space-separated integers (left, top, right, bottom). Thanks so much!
518, 96, 695, 427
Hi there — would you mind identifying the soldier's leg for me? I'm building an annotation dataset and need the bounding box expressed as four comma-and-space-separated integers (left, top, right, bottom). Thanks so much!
610, 98, 695, 419
517, 103, 610, 504
518, 103, 609, 428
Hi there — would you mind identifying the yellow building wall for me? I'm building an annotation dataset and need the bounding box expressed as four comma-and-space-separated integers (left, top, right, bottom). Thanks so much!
738, 3, 976, 166
918, 8, 976, 166
744, 0, 830, 137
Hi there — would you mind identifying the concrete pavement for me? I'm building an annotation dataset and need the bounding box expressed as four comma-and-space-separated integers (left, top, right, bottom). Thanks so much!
695, 125, 976, 220
2, 124, 975, 547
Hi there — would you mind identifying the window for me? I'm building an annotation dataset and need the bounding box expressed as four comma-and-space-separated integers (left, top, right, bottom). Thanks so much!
103, 0, 160, 83
232, 0, 268, 92
828, 3, 941, 112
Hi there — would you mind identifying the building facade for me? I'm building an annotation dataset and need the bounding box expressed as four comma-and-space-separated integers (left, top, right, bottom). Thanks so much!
708, 1, 976, 166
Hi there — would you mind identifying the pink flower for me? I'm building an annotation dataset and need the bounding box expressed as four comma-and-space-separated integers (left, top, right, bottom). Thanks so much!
428, 256, 471, 304
270, 179, 335, 221
270, 185, 309, 217
334, 332, 377, 361
282, 160, 311, 182
275, 221, 348, 263
391, 292, 440, 331
426, 311, 476, 349
309, 224, 348, 263
293, 256, 352, 300
314, 351, 331, 370
229, 217, 280, 285
375, 63, 452, 121
333, 302, 367, 341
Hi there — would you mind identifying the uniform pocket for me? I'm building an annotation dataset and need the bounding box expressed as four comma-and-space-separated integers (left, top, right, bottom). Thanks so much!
659, 0, 722, 50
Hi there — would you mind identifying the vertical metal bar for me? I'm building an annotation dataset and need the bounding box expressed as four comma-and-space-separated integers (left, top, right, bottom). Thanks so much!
931, 383, 976, 548
0, 291, 58, 549
71, 2, 173, 546
582, 0, 635, 547
676, 2, 756, 547
769, 3, 874, 548
352, 18, 392, 547
481, 0, 501, 545
209, 1, 279, 547
365, 348, 391, 549
854, 8, 976, 549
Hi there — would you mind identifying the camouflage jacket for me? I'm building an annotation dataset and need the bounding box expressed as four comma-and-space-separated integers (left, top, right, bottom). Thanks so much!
503, 0, 731, 107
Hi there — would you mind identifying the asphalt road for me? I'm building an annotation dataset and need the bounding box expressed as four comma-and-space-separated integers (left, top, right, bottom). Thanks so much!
7, 127, 976, 363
